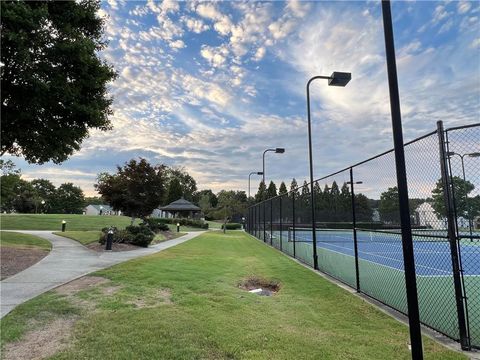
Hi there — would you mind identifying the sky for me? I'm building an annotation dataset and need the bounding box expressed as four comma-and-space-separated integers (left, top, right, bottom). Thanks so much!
9, 0, 480, 198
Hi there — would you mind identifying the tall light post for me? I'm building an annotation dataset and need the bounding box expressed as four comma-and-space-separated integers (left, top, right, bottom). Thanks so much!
248, 171, 263, 199
447, 151, 480, 238
306, 71, 351, 271
262, 148, 285, 185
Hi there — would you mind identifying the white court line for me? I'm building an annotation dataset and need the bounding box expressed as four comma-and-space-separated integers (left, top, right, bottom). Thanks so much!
319, 242, 453, 276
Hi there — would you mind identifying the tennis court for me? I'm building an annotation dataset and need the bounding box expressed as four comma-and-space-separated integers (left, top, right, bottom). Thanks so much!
268, 227, 480, 347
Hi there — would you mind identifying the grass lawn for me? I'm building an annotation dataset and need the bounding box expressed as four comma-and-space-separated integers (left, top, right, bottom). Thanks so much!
53, 231, 103, 245
206, 220, 223, 229
1, 214, 140, 231
0, 232, 464, 359
0, 231, 52, 250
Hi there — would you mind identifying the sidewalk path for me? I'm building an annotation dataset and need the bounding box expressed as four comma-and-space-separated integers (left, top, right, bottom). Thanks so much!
1, 231, 204, 318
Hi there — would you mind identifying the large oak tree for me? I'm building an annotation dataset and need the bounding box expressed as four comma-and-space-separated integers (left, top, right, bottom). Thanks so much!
1, 0, 116, 164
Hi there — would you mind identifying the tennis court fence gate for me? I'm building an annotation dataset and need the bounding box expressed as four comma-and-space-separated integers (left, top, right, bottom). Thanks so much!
247, 122, 479, 350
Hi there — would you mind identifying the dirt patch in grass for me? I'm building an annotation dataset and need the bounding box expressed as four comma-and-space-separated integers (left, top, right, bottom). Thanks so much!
1, 247, 49, 280
238, 276, 281, 295
2, 317, 76, 360
86, 242, 141, 252
54, 276, 110, 296
129, 288, 172, 309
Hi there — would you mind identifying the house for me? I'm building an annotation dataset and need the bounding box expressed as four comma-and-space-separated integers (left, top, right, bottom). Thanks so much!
155, 198, 201, 219
83, 204, 118, 216
414, 202, 444, 229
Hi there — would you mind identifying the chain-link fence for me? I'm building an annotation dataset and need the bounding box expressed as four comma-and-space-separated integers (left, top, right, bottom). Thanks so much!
247, 122, 480, 350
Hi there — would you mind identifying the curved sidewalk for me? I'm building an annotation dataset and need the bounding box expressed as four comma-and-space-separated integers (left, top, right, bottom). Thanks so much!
1, 231, 204, 318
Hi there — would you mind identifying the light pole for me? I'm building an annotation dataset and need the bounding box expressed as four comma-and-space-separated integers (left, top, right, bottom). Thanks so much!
306, 71, 351, 271
262, 148, 285, 185
248, 171, 263, 199
447, 151, 480, 238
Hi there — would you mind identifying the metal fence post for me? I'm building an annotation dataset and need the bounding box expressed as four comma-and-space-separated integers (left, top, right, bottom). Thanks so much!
292, 191, 296, 259
279, 196, 283, 251
381, 2, 423, 358
263, 201, 266, 242
437, 121, 470, 350
270, 198, 274, 245
349, 167, 361, 292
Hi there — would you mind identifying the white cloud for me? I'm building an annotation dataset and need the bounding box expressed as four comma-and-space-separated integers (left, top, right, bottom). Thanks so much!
471, 38, 480, 49
183, 17, 209, 33
253, 47, 266, 61
200, 45, 228, 68
458, 1, 472, 14
169, 39, 185, 49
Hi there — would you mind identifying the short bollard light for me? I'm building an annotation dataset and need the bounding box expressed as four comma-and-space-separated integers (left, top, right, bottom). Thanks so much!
176, 223, 180, 232
106, 228, 114, 251
61, 220, 66, 232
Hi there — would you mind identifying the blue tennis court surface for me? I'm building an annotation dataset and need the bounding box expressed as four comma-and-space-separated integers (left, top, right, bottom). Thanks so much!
280, 229, 480, 277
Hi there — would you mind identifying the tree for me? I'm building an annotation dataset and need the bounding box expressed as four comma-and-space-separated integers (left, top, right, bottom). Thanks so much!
1, 173, 22, 211
84, 196, 104, 205
255, 181, 266, 202
1, 0, 117, 164
196, 189, 218, 208
266, 181, 277, 199
278, 182, 288, 196
379, 187, 399, 223
95, 159, 166, 223
355, 193, 373, 222
52, 183, 85, 214
31, 179, 56, 213
217, 190, 248, 232
166, 178, 183, 204
0, 160, 20, 175
164, 167, 197, 203
432, 176, 479, 220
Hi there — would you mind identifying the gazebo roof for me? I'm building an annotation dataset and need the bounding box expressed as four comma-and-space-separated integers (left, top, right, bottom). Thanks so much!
159, 198, 201, 212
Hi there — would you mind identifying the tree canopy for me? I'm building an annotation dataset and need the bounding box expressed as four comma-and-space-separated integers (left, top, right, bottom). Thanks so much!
1, 0, 116, 164
95, 159, 166, 221
432, 176, 479, 220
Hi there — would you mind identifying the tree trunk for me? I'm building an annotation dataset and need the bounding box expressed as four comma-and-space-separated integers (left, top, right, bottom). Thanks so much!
131, 216, 135, 226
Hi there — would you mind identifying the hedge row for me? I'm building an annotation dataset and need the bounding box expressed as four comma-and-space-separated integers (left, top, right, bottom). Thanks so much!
221, 223, 242, 230
144, 218, 209, 229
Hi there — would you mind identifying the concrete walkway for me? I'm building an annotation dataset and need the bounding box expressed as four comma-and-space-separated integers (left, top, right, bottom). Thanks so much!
0, 231, 204, 318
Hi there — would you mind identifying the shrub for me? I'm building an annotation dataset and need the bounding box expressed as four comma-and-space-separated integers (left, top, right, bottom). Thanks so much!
99, 226, 154, 247
141, 218, 170, 232
221, 223, 242, 230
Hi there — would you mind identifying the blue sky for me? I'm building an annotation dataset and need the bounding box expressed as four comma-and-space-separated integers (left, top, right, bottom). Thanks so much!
10, 0, 480, 197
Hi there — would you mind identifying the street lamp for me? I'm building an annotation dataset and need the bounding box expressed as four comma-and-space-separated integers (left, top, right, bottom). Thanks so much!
262, 148, 285, 185
447, 151, 480, 238
248, 171, 264, 199
306, 71, 351, 270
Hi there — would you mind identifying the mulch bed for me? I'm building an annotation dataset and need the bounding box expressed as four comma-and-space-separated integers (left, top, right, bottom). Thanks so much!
1, 247, 49, 280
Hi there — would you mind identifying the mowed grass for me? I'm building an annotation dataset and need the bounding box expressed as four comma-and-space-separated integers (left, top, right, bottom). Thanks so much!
0, 232, 464, 359
0, 214, 140, 231
0, 231, 51, 250
53, 231, 103, 245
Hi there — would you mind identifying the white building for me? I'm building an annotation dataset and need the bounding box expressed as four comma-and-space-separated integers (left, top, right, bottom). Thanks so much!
84, 204, 118, 216
414, 202, 444, 230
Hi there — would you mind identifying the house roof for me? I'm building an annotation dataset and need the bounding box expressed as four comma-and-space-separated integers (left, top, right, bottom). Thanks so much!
87, 204, 113, 212
159, 198, 200, 211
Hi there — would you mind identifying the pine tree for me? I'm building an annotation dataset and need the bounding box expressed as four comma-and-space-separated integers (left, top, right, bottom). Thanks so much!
278, 181, 288, 196
266, 181, 277, 199
255, 181, 267, 202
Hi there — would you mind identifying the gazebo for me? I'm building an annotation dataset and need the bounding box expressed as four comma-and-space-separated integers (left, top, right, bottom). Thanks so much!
159, 198, 201, 219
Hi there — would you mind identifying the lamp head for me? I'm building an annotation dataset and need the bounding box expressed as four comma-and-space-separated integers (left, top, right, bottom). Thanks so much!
328, 72, 351, 87
468, 152, 480, 158
257, 172, 264, 175
275, 148, 285, 154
